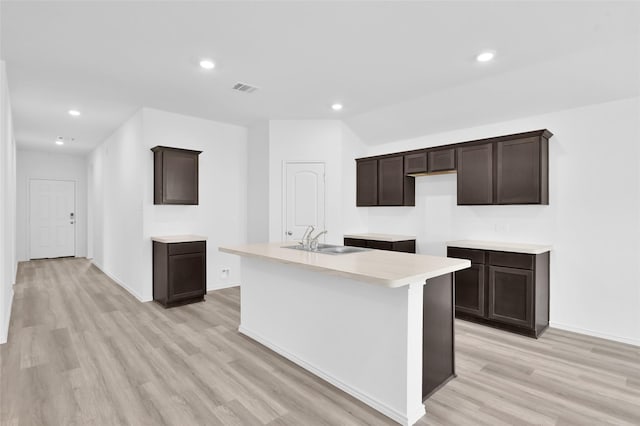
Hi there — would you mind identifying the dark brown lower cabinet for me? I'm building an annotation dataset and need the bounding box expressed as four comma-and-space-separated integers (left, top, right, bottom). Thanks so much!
447, 246, 549, 338
488, 266, 533, 328
454, 264, 485, 317
423, 273, 455, 400
153, 240, 206, 308
344, 237, 416, 253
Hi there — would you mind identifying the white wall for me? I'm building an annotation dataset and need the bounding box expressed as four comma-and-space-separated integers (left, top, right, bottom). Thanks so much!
88, 108, 247, 302
348, 97, 640, 346
268, 120, 344, 244
0, 61, 17, 344
16, 150, 87, 261
141, 108, 247, 294
88, 110, 146, 299
247, 121, 270, 243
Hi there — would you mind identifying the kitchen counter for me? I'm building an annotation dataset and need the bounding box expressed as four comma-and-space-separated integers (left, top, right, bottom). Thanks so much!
220, 242, 470, 425
150, 234, 207, 244
447, 239, 552, 254
343, 232, 416, 242
219, 242, 469, 288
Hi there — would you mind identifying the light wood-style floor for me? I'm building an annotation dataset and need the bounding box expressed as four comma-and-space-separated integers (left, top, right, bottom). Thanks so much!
1, 258, 639, 426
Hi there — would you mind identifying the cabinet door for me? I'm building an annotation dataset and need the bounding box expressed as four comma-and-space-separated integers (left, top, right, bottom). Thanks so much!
454, 264, 485, 317
428, 148, 456, 173
378, 156, 405, 206
356, 160, 378, 206
163, 150, 199, 205
405, 152, 427, 174
496, 137, 541, 204
488, 266, 533, 328
168, 252, 206, 301
457, 143, 493, 205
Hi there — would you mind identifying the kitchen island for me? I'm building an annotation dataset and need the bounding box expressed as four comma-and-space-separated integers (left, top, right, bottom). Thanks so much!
219, 242, 470, 425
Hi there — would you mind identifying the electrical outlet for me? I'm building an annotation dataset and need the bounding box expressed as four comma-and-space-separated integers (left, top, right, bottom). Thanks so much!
221, 268, 230, 279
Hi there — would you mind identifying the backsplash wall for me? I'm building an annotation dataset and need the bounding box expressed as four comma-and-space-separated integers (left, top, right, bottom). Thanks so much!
352, 97, 640, 346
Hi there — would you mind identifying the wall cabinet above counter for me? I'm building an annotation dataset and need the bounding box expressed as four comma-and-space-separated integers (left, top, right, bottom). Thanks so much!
355, 129, 552, 206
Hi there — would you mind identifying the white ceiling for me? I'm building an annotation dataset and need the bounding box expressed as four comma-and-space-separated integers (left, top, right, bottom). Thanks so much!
2, 1, 639, 153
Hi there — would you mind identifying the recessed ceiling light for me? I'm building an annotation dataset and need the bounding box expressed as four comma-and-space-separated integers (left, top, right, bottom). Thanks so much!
68, 110, 81, 116
55, 140, 64, 146
476, 51, 496, 63
199, 59, 215, 70
331, 103, 343, 111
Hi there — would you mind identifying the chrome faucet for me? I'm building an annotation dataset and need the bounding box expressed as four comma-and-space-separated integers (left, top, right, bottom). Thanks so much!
308, 230, 328, 250
300, 225, 315, 248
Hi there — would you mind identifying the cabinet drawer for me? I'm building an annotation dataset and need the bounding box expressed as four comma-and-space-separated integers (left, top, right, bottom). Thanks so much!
488, 251, 534, 270
168, 241, 206, 255
447, 247, 485, 264
344, 238, 367, 248
367, 240, 393, 251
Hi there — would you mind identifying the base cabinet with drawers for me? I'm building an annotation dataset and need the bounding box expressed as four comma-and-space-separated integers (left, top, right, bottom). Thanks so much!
447, 245, 549, 338
153, 239, 207, 308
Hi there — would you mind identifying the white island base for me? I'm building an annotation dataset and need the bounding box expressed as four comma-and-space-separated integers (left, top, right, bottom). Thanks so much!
236, 255, 458, 425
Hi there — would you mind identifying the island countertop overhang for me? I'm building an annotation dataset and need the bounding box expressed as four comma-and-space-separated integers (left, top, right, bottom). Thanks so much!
219, 242, 470, 288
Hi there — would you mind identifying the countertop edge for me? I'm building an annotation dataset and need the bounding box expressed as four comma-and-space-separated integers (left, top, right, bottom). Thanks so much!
219, 246, 470, 288
447, 240, 552, 254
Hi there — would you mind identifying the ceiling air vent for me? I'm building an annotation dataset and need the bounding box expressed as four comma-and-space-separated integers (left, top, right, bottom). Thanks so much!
232, 82, 258, 93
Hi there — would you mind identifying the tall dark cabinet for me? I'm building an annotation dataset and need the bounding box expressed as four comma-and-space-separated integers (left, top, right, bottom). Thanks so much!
496, 136, 547, 204
152, 237, 207, 308
456, 144, 493, 205
447, 243, 550, 338
151, 146, 202, 205
356, 159, 378, 206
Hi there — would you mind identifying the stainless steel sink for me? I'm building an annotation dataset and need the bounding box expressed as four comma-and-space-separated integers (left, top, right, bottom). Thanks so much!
282, 243, 370, 255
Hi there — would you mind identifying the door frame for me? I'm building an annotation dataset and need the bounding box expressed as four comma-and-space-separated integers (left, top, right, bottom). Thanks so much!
281, 161, 326, 242
28, 178, 77, 259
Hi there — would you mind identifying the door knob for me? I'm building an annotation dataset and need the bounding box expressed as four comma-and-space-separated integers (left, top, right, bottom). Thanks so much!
286, 231, 293, 236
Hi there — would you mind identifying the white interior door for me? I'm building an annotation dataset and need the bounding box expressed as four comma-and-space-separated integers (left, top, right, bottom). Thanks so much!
29, 179, 76, 259
284, 162, 325, 242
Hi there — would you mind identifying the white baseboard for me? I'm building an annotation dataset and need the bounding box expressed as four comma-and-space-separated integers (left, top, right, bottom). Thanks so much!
550, 322, 640, 347
239, 325, 424, 426
207, 282, 240, 292
0, 287, 14, 344
91, 261, 151, 303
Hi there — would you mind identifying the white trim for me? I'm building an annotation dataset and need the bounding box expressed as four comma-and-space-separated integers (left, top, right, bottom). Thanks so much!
27, 178, 77, 259
239, 324, 425, 426
550, 322, 640, 347
207, 282, 240, 292
0, 287, 14, 344
91, 260, 151, 303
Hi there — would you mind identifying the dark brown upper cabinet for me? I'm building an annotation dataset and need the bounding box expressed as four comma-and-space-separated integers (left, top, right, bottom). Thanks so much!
428, 148, 456, 173
356, 156, 414, 206
151, 146, 202, 205
496, 136, 548, 204
457, 143, 494, 205
378, 156, 405, 206
357, 129, 552, 207
356, 159, 378, 206
404, 151, 427, 174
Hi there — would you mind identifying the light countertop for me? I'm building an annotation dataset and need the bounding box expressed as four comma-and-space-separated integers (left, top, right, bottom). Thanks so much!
447, 240, 552, 254
219, 242, 469, 288
151, 235, 207, 244
344, 233, 416, 242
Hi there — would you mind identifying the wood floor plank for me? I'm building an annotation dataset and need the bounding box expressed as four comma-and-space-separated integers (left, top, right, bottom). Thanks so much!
2, 258, 639, 426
